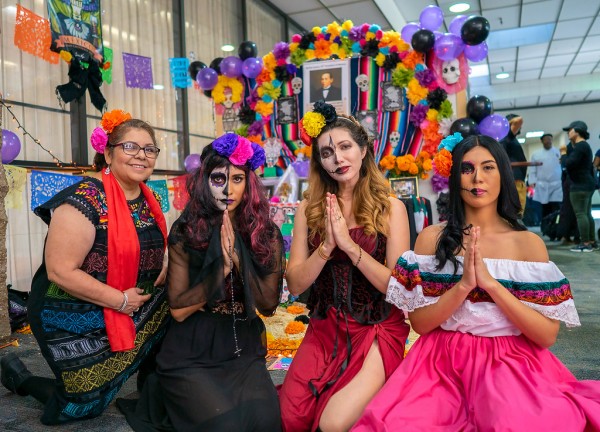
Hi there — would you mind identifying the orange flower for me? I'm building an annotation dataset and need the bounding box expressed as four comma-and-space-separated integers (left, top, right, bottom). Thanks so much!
434, 148, 453, 177
247, 135, 263, 144
286, 305, 305, 315
379, 155, 396, 171
101, 109, 132, 134
256, 68, 275, 85
285, 321, 306, 335
422, 159, 433, 171
408, 163, 419, 175
314, 39, 332, 59
402, 50, 424, 70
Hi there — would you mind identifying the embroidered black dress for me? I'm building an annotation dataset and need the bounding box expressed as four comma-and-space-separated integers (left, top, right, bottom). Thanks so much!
28, 177, 169, 425
120, 217, 285, 432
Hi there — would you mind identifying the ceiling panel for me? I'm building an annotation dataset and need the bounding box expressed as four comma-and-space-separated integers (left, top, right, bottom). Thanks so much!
589, 16, 600, 35
486, 47, 517, 63
580, 35, 600, 52
480, 6, 520, 30
585, 89, 600, 100
572, 50, 600, 64
489, 61, 516, 75
538, 94, 564, 105
516, 69, 541, 81
548, 38, 583, 55
544, 54, 575, 67
329, 1, 390, 29
553, 18, 594, 39
271, 0, 321, 14
521, 0, 561, 27
517, 58, 543, 71
561, 91, 591, 103
481, 0, 520, 8
567, 63, 597, 75
517, 42, 549, 60
558, 0, 600, 20
516, 96, 540, 107
541, 65, 569, 78
289, 9, 338, 28
494, 99, 517, 110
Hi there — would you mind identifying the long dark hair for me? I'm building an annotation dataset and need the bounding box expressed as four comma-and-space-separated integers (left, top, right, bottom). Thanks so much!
435, 135, 525, 273
179, 144, 274, 265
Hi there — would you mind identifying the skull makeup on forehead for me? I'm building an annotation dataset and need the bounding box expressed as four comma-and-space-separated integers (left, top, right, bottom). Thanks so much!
291, 77, 303, 95
355, 74, 369, 92
209, 166, 230, 211
442, 59, 461, 85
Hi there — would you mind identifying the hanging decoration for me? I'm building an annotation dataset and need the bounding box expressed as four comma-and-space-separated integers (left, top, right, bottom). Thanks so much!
171, 174, 189, 211
47, 0, 104, 62
101, 46, 114, 84
4, 166, 27, 210
146, 179, 170, 213
169, 57, 192, 89
56, 57, 107, 112
13, 4, 59, 64
123, 53, 154, 89
30, 171, 83, 210
1, 129, 22, 164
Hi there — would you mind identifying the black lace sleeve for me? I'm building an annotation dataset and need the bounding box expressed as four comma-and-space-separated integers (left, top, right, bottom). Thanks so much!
166, 218, 285, 318
34, 178, 104, 226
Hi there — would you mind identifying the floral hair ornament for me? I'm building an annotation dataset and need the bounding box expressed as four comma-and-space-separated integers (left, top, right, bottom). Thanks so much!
299, 100, 338, 145
90, 109, 133, 153
212, 133, 266, 171
432, 132, 463, 178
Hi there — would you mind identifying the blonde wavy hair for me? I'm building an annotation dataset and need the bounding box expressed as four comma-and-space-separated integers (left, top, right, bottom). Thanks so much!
304, 115, 392, 243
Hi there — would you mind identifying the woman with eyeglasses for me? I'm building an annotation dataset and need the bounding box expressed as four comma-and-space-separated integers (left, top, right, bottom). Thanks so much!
0, 110, 170, 425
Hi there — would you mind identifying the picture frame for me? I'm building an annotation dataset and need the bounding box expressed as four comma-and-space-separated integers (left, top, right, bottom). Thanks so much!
356, 110, 379, 139
390, 177, 419, 199
261, 177, 279, 199
381, 81, 405, 112
298, 178, 309, 199
276, 96, 297, 124
303, 59, 350, 115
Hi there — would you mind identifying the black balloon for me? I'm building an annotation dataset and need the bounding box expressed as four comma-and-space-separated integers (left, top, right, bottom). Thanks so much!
188, 61, 207, 80
238, 41, 258, 60
461, 15, 490, 46
450, 118, 479, 137
203, 89, 213, 98
209, 57, 223, 74
466, 95, 493, 123
411, 29, 435, 53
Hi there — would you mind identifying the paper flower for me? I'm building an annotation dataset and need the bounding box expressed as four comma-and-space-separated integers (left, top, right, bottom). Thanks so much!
302, 112, 326, 138
229, 136, 254, 166
100, 110, 132, 134
90, 127, 108, 153
248, 143, 266, 170
212, 133, 239, 157
433, 148, 453, 178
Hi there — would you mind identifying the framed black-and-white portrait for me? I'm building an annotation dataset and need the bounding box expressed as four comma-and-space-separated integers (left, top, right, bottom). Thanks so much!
276, 97, 297, 124
356, 110, 379, 139
303, 59, 350, 115
381, 81, 404, 112
390, 177, 419, 198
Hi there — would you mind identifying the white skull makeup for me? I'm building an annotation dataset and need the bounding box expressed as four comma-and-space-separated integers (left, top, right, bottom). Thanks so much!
318, 134, 340, 174
291, 77, 303, 95
355, 74, 369, 92
209, 166, 230, 211
442, 59, 461, 85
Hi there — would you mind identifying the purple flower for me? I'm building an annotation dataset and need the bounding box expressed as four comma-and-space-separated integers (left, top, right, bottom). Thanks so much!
273, 42, 290, 60
248, 120, 264, 136
431, 173, 449, 193
248, 143, 266, 170
246, 90, 260, 106
349, 26, 363, 41
409, 104, 428, 127
286, 64, 297, 75
415, 69, 436, 88
212, 133, 238, 157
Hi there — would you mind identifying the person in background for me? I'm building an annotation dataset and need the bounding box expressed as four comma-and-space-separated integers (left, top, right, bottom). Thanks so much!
353, 134, 600, 431
499, 114, 529, 214
279, 101, 411, 432
562, 121, 597, 252
529, 133, 563, 219
1, 110, 169, 425
556, 141, 580, 244
118, 133, 285, 431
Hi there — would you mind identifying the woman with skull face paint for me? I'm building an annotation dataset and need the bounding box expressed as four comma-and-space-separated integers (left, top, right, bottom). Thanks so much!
353, 135, 600, 431
279, 101, 411, 432
118, 134, 285, 432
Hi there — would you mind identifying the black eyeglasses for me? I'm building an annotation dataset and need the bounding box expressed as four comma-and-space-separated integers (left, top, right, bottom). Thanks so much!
109, 142, 161, 158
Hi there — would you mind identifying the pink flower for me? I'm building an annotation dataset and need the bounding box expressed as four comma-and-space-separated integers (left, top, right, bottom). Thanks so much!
229, 136, 253, 166
90, 127, 108, 153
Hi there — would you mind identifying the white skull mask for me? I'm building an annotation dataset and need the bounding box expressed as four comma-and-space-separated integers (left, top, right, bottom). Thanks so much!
442, 59, 460, 85
291, 77, 303, 95
355, 74, 369, 92
389, 131, 400, 147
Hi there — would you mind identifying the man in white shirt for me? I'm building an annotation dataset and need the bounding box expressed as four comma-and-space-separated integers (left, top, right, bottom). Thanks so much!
529, 133, 563, 218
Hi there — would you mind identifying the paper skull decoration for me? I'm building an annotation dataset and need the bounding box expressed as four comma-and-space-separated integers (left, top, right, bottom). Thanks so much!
355, 74, 369, 92
389, 131, 401, 148
441, 58, 461, 85
264, 137, 283, 167
291, 77, 303, 95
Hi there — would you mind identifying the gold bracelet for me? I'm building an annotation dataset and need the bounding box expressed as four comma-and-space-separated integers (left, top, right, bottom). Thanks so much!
317, 241, 333, 261
353, 245, 362, 267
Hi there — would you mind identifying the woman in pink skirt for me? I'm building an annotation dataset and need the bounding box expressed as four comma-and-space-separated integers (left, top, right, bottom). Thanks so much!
353, 134, 600, 431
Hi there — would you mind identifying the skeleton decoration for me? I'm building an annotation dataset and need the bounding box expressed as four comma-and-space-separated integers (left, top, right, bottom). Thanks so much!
291, 77, 303, 95
264, 137, 283, 167
389, 131, 400, 148
441, 59, 461, 85
355, 74, 369, 92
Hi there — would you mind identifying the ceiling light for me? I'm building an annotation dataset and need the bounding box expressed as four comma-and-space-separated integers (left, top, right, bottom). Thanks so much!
153, 84, 165, 90
525, 131, 544, 138
517, 138, 526, 144
469, 64, 489, 77
221, 44, 235, 52
495, 72, 510, 79
449, 3, 470, 13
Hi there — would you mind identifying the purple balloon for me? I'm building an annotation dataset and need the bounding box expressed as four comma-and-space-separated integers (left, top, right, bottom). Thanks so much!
184, 153, 201, 172
1, 129, 21, 164
434, 33, 464, 61
401, 22, 420, 44
449, 15, 468, 36
434, 30, 443, 41
419, 5, 444, 31
464, 41, 488, 62
220, 56, 243, 78
479, 114, 510, 141
242, 57, 263, 79
196, 67, 218, 90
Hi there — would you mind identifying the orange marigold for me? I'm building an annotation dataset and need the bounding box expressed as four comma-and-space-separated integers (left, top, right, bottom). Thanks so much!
314, 39, 332, 59
285, 321, 306, 335
434, 148, 453, 177
286, 305, 305, 315
379, 155, 396, 171
408, 163, 419, 175
101, 109, 132, 134
402, 50, 424, 70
